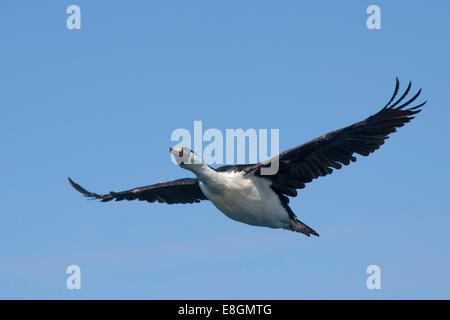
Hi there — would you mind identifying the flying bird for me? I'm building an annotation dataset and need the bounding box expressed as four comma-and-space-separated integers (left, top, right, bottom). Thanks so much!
68, 78, 426, 237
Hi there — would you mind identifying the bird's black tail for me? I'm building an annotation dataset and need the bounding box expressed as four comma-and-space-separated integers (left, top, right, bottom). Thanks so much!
289, 219, 320, 237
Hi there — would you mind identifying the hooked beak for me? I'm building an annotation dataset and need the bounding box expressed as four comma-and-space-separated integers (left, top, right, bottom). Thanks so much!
169, 147, 184, 165
169, 147, 183, 153
169, 147, 184, 160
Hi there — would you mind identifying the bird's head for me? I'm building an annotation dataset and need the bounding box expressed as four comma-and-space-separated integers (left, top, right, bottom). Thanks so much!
169, 147, 203, 169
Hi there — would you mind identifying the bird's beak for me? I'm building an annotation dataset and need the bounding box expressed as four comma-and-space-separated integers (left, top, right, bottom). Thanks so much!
169, 148, 184, 159
169, 147, 184, 165
169, 147, 183, 153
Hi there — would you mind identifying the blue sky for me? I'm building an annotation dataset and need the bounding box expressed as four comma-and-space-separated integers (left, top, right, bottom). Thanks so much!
0, 1, 449, 299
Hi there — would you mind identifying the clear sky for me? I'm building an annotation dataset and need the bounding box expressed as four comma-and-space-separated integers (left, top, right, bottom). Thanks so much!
1, 1, 449, 299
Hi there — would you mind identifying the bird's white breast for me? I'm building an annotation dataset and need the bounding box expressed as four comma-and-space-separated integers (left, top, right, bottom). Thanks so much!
199, 171, 291, 229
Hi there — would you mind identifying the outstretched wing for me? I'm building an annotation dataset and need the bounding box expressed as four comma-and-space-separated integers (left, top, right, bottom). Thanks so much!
246, 78, 427, 198
68, 177, 208, 204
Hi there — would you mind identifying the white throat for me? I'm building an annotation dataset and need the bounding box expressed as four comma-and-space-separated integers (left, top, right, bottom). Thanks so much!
183, 162, 219, 186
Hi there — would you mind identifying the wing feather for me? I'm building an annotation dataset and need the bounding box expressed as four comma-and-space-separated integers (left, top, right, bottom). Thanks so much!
245, 78, 426, 199
68, 177, 208, 204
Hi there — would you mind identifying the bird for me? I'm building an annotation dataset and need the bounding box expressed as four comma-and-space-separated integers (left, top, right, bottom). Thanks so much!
68, 78, 426, 237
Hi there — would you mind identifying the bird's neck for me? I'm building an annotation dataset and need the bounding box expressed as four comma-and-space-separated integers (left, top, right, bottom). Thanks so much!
186, 162, 219, 186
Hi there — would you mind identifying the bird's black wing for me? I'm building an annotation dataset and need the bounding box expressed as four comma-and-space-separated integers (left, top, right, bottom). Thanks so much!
216, 164, 257, 173
68, 177, 208, 204
244, 78, 427, 199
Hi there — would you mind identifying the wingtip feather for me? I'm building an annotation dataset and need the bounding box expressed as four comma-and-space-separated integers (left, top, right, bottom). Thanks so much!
68, 177, 98, 198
